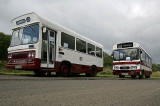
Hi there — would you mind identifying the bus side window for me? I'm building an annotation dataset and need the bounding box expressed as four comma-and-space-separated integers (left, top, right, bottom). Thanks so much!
88, 43, 95, 56
96, 47, 102, 58
61, 32, 75, 50
76, 38, 86, 53
141, 51, 145, 63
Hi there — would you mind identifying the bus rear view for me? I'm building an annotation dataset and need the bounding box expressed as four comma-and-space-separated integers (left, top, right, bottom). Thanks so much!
112, 42, 152, 79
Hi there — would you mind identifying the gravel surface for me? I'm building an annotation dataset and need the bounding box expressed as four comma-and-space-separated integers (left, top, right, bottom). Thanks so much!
0, 75, 160, 106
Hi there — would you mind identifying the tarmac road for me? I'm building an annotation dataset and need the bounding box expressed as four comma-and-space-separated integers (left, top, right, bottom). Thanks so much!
0, 75, 160, 106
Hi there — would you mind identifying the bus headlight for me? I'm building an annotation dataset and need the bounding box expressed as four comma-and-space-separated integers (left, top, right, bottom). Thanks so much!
28, 52, 35, 58
114, 66, 119, 70
8, 54, 12, 59
131, 66, 137, 70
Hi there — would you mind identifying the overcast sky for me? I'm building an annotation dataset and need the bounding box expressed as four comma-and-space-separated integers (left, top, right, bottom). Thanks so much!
0, 0, 160, 63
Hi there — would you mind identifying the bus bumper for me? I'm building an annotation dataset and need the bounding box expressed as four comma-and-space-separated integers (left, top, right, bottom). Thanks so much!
6, 58, 41, 70
113, 70, 142, 76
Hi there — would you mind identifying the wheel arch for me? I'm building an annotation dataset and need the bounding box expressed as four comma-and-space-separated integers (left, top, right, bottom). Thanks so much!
60, 60, 71, 66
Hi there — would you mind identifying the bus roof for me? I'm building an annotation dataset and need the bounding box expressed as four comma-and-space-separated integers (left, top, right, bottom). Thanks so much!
11, 12, 103, 48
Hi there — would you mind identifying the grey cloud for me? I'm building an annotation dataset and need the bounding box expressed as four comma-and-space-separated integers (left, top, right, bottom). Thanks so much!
0, 0, 160, 63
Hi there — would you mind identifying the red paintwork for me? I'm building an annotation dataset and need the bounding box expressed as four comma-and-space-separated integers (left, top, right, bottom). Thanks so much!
113, 61, 140, 65
54, 62, 103, 73
7, 58, 41, 70
113, 69, 140, 76
7, 50, 40, 70
113, 61, 152, 68
71, 63, 103, 73
113, 69, 152, 76
7, 51, 103, 74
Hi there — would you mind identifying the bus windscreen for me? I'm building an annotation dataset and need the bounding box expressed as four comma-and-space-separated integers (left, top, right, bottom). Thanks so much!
113, 48, 140, 61
10, 24, 39, 46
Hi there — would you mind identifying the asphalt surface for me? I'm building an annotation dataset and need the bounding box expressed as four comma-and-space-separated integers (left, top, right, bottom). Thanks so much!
0, 75, 160, 106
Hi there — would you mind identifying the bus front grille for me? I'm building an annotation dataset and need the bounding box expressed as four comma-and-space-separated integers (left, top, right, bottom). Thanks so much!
120, 66, 130, 70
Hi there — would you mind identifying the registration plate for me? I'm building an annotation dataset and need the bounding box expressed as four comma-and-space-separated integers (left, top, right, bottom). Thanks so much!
122, 73, 128, 75
15, 65, 22, 69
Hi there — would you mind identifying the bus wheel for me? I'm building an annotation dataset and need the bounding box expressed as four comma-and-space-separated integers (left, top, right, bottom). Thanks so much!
34, 71, 46, 77
56, 72, 61, 76
60, 63, 71, 77
47, 72, 51, 77
88, 66, 97, 77
34, 70, 40, 77
138, 75, 143, 79
145, 75, 150, 78
41, 72, 46, 77
119, 75, 125, 78
131, 75, 136, 79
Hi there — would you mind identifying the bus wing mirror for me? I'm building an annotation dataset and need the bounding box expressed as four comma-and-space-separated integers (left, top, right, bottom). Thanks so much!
111, 52, 113, 57
42, 27, 47, 33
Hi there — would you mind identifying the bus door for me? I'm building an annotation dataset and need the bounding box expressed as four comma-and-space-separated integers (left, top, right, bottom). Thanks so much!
41, 28, 56, 68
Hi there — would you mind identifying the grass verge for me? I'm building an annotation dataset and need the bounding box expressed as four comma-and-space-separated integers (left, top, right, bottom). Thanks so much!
151, 71, 160, 78
0, 61, 33, 75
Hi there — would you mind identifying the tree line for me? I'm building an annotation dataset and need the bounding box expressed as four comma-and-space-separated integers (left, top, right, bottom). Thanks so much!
0, 32, 11, 60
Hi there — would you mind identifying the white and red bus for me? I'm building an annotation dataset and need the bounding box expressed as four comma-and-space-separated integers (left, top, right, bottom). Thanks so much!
112, 42, 152, 78
7, 12, 103, 76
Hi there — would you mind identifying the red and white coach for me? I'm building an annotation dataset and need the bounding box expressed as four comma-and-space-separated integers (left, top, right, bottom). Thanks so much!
112, 42, 152, 78
7, 12, 103, 76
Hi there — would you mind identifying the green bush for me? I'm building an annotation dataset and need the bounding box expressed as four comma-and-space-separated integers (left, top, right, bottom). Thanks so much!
0, 32, 11, 60
0, 61, 6, 70
103, 52, 113, 67
152, 64, 160, 72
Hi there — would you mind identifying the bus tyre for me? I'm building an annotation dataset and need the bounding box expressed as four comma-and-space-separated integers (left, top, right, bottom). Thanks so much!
47, 72, 51, 77
60, 62, 71, 77
138, 75, 143, 79
89, 66, 97, 77
139, 71, 144, 79
119, 75, 125, 78
56, 72, 61, 76
131, 75, 136, 79
145, 75, 150, 78
34, 70, 40, 77
34, 71, 46, 77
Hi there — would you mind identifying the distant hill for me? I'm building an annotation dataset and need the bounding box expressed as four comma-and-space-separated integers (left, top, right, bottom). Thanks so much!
0, 32, 11, 60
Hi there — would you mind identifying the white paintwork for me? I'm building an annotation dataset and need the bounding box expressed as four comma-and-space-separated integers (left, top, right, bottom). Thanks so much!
8, 12, 103, 68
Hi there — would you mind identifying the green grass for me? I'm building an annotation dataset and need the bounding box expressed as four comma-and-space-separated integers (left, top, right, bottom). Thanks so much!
97, 67, 116, 77
0, 70, 34, 75
0, 61, 33, 75
151, 71, 160, 78
0, 61, 160, 78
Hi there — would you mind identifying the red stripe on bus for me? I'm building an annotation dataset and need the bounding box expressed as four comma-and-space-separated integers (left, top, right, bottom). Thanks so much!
113, 62, 141, 65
